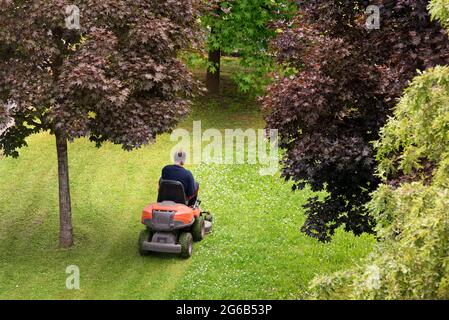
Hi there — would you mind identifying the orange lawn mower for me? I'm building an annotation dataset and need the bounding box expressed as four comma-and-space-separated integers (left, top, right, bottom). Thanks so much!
138, 180, 213, 258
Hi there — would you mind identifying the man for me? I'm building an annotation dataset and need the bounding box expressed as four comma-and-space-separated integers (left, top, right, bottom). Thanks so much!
161, 150, 199, 206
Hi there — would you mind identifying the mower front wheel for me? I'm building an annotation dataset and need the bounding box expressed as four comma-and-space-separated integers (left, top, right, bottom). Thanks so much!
138, 229, 152, 256
192, 216, 205, 242
179, 232, 193, 259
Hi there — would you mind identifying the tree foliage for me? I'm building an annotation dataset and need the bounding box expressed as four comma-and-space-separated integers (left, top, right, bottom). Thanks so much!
429, 0, 449, 28
311, 64, 449, 299
202, 0, 295, 93
0, 0, 201, 246
0, 0, 200, 155
262, 0, 449, 241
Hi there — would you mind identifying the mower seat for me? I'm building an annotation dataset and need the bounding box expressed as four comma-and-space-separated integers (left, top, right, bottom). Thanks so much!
157, 180, 188, 205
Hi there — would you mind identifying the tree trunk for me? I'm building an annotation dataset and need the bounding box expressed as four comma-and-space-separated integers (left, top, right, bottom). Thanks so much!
55, 130, 74, 248
206, 48, 221, 95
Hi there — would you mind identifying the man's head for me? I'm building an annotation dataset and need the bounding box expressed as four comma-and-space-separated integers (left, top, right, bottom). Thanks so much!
174, 150, 187, 166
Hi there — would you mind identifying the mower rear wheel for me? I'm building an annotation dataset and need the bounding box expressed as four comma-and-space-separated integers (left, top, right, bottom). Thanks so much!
138, 229, 151, 256
179, 232, 193, 259
192, 216, 205, 242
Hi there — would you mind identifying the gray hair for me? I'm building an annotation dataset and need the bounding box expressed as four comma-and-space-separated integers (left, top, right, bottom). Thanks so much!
174, 150, 187, 164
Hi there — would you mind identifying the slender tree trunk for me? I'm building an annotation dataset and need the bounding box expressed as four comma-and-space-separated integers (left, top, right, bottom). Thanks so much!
206, 48, 221, 95
55, 130, 73, 248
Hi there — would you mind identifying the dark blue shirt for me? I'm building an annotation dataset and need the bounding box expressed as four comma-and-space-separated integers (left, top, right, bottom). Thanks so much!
161, 165, 196, 197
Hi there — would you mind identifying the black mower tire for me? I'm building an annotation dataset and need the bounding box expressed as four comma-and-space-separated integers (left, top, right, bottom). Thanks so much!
192, 216, 206, 242
138, 229, 151, 256
203, 211, 214, 223
179, 232, 193, 259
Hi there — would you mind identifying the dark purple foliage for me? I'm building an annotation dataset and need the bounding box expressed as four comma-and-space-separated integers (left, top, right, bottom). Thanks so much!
0, 0, 201, 155
263, 0, 449, 241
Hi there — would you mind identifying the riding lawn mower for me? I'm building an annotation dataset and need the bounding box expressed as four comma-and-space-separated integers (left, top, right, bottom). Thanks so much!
138, 180, 213, 258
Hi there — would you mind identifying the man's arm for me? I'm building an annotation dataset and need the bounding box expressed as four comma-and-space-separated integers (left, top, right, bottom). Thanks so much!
161, 166, 169, 180
186, 170, 197, 198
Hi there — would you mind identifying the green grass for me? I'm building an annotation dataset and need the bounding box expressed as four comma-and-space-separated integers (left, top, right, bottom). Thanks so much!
0, 62, 375, 299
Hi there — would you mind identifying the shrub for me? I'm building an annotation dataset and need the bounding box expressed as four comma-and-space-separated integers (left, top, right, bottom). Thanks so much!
310, 65, 449, 299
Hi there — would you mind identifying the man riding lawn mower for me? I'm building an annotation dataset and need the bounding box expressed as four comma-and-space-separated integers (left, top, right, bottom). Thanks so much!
138, 151, 213, 258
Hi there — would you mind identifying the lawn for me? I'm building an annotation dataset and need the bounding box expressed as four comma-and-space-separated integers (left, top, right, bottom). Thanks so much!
0, 61, 375, 299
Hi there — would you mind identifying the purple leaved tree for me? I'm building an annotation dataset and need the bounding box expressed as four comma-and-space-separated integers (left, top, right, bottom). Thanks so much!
0, 0, 201, 247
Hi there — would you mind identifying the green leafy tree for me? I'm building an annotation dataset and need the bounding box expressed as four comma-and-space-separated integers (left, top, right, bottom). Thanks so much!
0, 0, 200, 247
203, 0, 294, 94
310, 1, 449, 299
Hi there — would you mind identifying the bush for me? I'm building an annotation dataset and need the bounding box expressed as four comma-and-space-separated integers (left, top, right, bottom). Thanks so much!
310, 65, 449, 299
